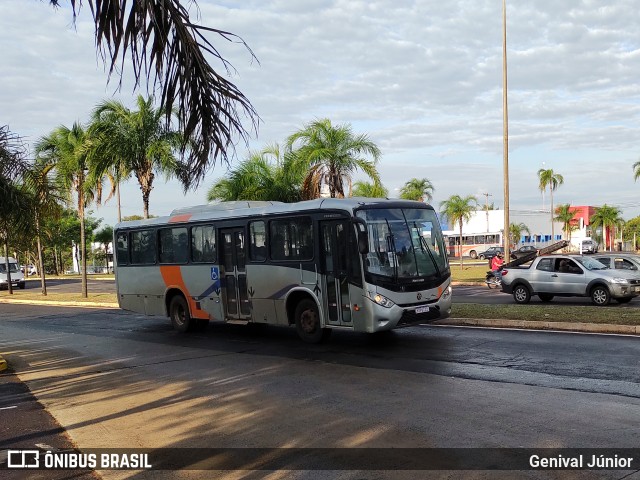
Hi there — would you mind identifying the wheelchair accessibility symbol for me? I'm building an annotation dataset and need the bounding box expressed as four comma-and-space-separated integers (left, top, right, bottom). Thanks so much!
211, 267, 219, 281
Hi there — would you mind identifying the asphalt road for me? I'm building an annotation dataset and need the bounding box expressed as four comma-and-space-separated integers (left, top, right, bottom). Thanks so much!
1, 303, 639, 479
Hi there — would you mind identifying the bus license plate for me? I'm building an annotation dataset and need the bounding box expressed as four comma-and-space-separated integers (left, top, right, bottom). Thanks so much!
415, 306, 430, 314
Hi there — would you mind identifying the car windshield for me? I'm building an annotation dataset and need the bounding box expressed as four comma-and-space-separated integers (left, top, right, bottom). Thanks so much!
575, 256, 607, 270
0, 263, 19, 273
357, 207, 448, 279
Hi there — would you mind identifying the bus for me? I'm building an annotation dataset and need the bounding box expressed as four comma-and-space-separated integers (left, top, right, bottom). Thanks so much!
114, 198, 452, 343
442, 231, 503, 259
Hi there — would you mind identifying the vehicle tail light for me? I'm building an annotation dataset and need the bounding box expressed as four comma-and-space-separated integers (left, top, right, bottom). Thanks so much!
501, 269, 508, 276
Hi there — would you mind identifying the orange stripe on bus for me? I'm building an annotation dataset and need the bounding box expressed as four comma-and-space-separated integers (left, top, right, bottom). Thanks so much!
160, 265, 208, 319
169, 214, 192, 223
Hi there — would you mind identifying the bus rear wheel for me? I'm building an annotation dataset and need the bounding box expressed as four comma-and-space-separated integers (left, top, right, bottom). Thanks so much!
295, 299, 330, 344
170, 295, 194, 333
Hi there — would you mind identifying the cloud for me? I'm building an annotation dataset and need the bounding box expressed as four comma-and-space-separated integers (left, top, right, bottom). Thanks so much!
2, 0, 640, 226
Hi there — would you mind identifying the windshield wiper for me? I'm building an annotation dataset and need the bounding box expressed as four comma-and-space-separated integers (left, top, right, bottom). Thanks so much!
384, 218, 398, 280
413, 221, 441, 277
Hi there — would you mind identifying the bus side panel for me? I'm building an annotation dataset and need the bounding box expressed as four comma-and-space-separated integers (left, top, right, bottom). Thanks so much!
246, 264, 288, 325
180, 265, 224, 321
117, 266, 167, 315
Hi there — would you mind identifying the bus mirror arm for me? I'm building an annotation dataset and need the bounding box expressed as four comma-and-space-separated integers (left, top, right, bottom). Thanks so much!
352, 217, 369, 254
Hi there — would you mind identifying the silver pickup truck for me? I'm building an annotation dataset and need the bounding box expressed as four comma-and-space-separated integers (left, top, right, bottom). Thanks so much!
500, 254, 640, 305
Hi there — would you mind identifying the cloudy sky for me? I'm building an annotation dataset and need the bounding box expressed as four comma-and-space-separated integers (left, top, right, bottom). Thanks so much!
2, 0, 640, 228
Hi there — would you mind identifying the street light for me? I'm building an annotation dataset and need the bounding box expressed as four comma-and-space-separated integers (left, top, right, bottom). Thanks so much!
502, 0, 511, 261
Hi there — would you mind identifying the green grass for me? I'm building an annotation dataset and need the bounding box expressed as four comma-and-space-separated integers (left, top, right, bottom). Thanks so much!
0, 290, 117, 304
452, 303, 640, 325
450, 265, 488, 283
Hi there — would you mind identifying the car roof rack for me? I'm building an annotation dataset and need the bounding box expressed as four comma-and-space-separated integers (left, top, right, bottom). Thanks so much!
504, 240, 569, 268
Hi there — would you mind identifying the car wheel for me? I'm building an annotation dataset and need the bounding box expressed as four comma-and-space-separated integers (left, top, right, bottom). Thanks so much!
469, 250, 477, 259
616, 297, 633, 304
538, 293, 554, 302
591, 285, 611, 306
513, 284, 531, 304
478, 254, 485, 260
295, 298, 330, 343
170, 295, 194, 332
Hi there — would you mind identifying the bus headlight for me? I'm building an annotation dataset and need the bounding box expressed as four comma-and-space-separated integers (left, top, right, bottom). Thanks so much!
367, 291, 395, 308
441, 285, 452, 300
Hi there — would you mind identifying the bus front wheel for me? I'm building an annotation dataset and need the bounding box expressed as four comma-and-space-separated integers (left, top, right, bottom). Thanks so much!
295, 299, 330, 344
170, 295, 194, 333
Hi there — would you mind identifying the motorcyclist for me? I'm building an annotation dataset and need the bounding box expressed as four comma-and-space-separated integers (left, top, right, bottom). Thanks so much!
490, 252, 504, 282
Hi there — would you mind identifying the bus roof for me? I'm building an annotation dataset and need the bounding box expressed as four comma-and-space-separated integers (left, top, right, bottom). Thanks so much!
115, 198, 435, 229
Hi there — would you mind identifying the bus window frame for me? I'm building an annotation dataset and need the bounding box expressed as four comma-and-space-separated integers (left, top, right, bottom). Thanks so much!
190, 223, 217, 264
130, 229, 157, 265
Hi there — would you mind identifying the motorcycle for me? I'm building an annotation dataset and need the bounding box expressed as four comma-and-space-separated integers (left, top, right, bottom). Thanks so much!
485, 269, 502, 288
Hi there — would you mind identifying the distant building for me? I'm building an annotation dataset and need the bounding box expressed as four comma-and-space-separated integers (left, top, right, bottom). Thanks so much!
441, 207, 602, 247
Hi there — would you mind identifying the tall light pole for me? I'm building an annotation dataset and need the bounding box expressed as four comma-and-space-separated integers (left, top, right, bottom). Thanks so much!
502, 0, 511, 260
482, 192, 493, 232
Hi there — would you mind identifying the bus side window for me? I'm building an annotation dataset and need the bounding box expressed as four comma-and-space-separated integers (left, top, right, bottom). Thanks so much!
191, 225, 216, 263
116, 232, 129, 265
249, 221, 267, 262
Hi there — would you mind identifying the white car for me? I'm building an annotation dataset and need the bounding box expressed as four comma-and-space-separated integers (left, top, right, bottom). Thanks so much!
0, 257, 26, 289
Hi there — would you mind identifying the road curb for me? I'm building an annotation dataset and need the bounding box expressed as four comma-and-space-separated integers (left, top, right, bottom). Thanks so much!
438, 318, 640, 335
0, 298, 119, 309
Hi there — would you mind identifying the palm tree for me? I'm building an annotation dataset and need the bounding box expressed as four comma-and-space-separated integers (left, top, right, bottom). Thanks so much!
632, 160, 640, 182
440, 195, 477, 269
89, 96, 182, 219
35, 123, 95, 298
23, 161, 66, 295
207, 144, 305, 202
554, 204, 576, 246
47, 0, 258, 185
0, 126, 32, 295
590, 205, 623, 251
286, 119, 381, 199
351, 181, 388, 198
509, 223, 530, 250
94, 226, 114, 272
537, 168, 564, 240
399, 178, 434, 202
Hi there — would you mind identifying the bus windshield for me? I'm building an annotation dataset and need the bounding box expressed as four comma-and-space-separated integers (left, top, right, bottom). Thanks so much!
357, 207, 448, 279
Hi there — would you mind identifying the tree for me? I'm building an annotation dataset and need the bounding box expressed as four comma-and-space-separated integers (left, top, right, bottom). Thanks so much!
590, 205, 623, 251
0, 126, 33, 295
286, 119, 381, 199
23, 161, 66, 295
554, 204, 577, 245
537, 168, 564, 240
94, 226, 114, 272
89, 96, 182, 219
351, 181, 388, 198
35, 123, 95, 297
440, 195, 477, 269
48, 0, 258, 186
207, 144, 304, 203
509, 223, 530, 249
399, 178, 434, 203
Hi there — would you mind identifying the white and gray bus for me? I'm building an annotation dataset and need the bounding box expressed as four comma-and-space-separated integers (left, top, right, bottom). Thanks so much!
114, 198, 452, 342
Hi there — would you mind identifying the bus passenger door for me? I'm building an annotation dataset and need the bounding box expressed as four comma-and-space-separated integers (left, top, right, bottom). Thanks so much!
220, 227, 251, 321
321, 220, 357, 327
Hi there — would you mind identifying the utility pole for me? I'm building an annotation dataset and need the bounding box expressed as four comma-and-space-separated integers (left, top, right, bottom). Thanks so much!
502, 0, 510, 260
481, 192, 493, 232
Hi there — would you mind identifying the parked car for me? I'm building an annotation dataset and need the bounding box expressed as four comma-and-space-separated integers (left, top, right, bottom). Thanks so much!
580, 239, 599, 253
20, 264, 37, 276
0, 257, 26, 289
478, 246, 505, 261
593, 253, 640, 271
500, 254, 640, 305
510, 245, 538, 260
